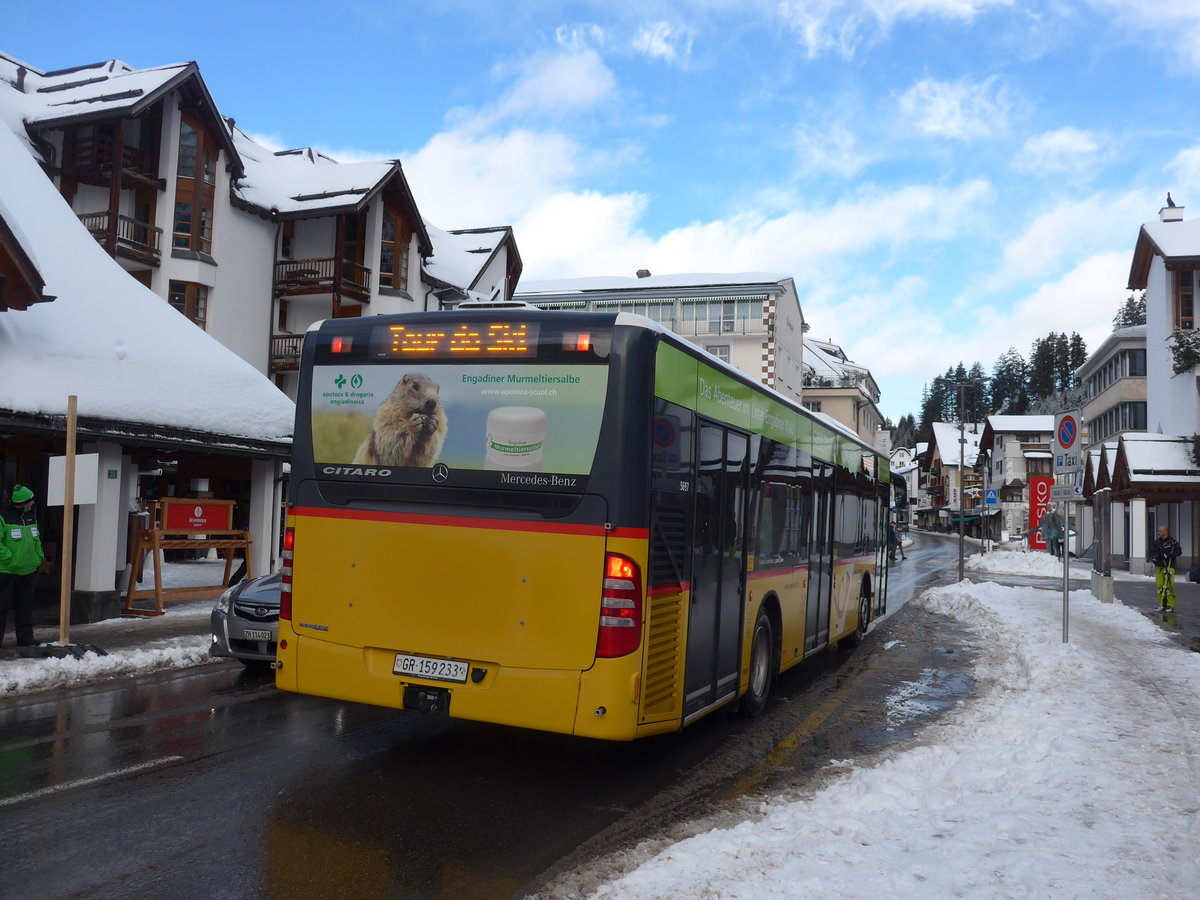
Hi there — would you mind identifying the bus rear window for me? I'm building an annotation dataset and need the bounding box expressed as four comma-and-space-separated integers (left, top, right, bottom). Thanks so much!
309, 361, 609, 486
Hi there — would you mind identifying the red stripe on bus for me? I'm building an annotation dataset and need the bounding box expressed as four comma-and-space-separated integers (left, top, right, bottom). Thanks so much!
748, 565, 810, 582
648, 582, 689, 597
291, 505, 648, 539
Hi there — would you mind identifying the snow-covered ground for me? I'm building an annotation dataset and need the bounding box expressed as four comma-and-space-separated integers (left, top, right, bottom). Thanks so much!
6, 553, 1199, 897
0, 557, 230, 696
543, 556, 1200, 898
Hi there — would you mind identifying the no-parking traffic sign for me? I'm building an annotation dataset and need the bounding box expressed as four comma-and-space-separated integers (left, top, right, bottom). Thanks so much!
1053, 410, 1082, 474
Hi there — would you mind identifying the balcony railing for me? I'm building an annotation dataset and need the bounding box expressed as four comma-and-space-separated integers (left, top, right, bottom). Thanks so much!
674, 317, 766, 336
66, 135, 158, 180
274, 257, 372, 302
270, 334, 303, 374
78, 210, 162, 265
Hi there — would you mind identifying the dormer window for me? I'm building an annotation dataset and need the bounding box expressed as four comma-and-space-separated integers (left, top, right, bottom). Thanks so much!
1175, 270, 1195, 330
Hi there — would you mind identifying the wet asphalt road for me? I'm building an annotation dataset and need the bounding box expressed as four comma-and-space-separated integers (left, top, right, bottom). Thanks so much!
0, 533, 973, 900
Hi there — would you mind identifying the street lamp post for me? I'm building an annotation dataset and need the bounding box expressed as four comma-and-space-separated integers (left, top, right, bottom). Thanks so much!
936, 376, 988, 582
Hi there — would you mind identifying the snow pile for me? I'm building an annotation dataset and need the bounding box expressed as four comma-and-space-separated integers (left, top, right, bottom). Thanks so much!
965, 549, 1065, 577
585, 582, 1200, 898
0, 559, 231, 696
0, 639, 218, 696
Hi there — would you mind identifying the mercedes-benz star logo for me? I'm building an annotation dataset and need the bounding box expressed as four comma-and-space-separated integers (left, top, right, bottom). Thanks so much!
432, 464, 450, 483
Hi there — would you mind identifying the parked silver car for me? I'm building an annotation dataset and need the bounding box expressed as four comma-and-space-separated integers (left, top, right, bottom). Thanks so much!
209, 572, 281, 669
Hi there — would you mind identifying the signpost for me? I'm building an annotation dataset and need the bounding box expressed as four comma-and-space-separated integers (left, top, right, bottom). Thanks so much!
1050, 411, 1084, 643
1053, 410, 1082, 475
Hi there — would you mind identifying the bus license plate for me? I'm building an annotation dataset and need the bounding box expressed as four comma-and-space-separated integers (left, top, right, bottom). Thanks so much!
393, 653, 469, 683
244, 629, 272, 641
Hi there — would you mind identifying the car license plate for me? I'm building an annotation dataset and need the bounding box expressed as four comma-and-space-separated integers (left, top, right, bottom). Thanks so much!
393, 653, 469, 683
244, 629, 272, 641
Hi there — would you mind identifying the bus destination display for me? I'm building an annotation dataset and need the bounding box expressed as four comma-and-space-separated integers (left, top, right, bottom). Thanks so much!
375, 322, 541, 358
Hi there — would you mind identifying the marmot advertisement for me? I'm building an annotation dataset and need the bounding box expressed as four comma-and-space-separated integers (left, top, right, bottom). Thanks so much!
310, 363, 608, 479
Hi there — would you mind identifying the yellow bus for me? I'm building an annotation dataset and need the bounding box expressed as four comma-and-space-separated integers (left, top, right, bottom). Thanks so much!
275, 309, 890, 740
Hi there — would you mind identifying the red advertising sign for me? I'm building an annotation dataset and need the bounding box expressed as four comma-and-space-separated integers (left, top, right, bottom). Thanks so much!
1028, 476, 1053, 551
163, 500, 233, 531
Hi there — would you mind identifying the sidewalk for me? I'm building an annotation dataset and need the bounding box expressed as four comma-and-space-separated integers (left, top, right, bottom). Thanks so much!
963, 545, 1200, 651
0, 559, 236, 696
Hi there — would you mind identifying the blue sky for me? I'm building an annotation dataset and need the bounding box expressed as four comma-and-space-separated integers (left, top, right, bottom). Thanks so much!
8, 1, 1200, 422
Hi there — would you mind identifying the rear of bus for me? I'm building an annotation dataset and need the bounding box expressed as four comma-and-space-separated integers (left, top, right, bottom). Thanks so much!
275, 310, 658, 740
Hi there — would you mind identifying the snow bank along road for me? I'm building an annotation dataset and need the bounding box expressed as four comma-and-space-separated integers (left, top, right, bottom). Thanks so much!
541, 579, 1200, 899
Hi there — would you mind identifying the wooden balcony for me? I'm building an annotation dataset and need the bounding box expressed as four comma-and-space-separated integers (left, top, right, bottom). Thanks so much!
65, 135, 160, 188
274, 257, 371, 302
270, 334, 303, 374
79, 210, 162, 266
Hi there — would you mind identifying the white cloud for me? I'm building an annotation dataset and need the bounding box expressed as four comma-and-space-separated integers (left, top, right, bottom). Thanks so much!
554, 23, 607, 53
404, 129, 585, 227
492, 50, 617, 122
844, 251, 1129, 419
1083, 0, 1200, 70
994, 190, 1151, 288
898, 76, 1012, 141
1166, 143, 1200, 206
631, 21, 695, 63
794, 123, 872, 179
1015, 127, 1108, 177
515, 190, 653, 275
776, 0, 1013, 59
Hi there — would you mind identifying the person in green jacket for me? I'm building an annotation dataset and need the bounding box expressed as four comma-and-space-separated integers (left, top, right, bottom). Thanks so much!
0, 484, 45, 647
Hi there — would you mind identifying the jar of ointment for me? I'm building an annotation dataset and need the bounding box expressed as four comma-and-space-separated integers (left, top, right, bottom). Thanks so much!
485, 406, 547, 471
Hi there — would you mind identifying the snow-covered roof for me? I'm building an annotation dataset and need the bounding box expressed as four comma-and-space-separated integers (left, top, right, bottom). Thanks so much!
930, 422, 983, 467
0, 90, 293, 446
516, 272, 791, 295
1116, 433, 1200, 485
0, 54, 186, 123
1135, 217, 1200, 261
229, 124, 400, 217
804, 337, 867, 380
0, 52, 239, 174
987, 415, 1055, 433
423, 222, 511, 297
1128, 213, 1200, 289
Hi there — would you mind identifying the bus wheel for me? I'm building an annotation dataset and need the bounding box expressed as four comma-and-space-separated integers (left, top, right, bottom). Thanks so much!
840, 591, 871, 650
741, 610, 774, 718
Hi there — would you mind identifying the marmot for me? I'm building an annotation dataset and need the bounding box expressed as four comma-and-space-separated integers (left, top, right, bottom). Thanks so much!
352, 372, 448, 467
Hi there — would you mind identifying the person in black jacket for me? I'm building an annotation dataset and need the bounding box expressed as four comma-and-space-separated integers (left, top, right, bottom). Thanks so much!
1150, 525, 1182, 612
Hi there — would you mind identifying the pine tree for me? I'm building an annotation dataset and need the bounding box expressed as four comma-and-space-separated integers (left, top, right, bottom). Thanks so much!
965, 362, 988, 420
990, 347, 1028, 414
1067, 332, 1088, 387
1028, 335, 1058, 402
893, 414, 917, 449
1053, 332, 1072, 391
1112, 293, 1147, 328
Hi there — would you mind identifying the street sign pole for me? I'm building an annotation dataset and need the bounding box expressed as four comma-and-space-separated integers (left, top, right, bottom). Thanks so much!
1062, 500, 1069, 643
1052, 410, 1082, 642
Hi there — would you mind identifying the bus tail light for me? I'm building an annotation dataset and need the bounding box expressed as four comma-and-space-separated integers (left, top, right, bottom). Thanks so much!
597, 553, 642, 658
280, 526, 294, 621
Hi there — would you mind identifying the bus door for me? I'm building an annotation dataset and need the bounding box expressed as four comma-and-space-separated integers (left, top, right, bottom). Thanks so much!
805, 462, 835, 653
684, 421, 749, 719
876, 481, 891, 616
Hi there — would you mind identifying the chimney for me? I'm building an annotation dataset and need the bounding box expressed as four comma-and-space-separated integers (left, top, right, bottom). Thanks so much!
636, 269, 651, 278
1161, 192, 1183, 222
16, 67, 26, 93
